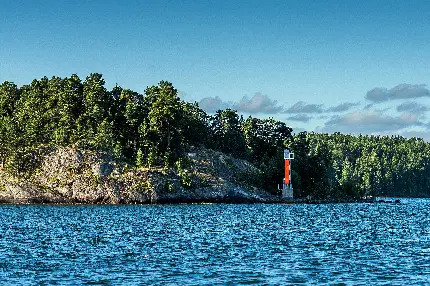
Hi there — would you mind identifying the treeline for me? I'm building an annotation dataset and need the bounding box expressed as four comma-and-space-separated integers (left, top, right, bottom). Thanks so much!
1, 73, 430, 198
0, 73, 291, 192
287, 132, 430, 199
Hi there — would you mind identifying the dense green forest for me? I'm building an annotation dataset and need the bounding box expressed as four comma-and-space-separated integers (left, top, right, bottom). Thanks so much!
1, 73, 430, 199
286, 132, 430, 199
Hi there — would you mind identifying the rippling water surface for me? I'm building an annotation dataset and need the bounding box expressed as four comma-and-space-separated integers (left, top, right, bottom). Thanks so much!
1, 199, 430, 285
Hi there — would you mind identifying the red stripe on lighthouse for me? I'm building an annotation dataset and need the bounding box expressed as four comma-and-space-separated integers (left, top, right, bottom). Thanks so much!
285, 160, 290, 185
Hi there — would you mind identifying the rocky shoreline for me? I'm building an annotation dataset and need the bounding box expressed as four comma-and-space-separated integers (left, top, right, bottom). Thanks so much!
0, 146, 281, 205
0, 146, 402, 205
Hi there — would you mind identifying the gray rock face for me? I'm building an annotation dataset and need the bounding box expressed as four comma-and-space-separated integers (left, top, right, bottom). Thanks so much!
0, 147, 280, 204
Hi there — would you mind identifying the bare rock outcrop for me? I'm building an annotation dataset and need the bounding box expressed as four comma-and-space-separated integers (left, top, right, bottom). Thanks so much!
0, 147, 280, 204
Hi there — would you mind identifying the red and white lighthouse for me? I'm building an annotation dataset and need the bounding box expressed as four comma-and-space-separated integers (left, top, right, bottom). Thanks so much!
282, 148, 294, 200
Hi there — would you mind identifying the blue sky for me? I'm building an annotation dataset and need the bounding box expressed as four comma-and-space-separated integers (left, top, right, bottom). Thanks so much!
1, 0, 430, 139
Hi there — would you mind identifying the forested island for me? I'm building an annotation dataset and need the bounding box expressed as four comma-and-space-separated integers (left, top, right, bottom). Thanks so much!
0, 73, 429, 204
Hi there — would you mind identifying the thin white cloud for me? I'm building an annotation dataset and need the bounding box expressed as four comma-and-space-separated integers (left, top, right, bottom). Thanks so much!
199, 93, 283, 114
286, 101, 361, 114
366, 84, 430, 102
322, 110, 423, 134
287, 114, 312, 123
326, 102, 360, 112
198, 96, 228, 113
396, 101, 429, 113
235, 93, 283, 114
285, 101, 324, 113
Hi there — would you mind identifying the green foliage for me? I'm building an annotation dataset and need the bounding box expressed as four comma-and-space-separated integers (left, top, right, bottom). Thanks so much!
181, 102, 210, 146
146, 150, 157, 167
77, 73, 110, 147
53, 74, 83, 145
168, 183, 175, 192
113, 142, 123, 159
0, 116, 14, 167
210, 109, 247, 158
0, 183, 7, 192
179, 171, 192, 188
286, 132, 430, 199
140, 81, 183, 165
0, 81, 20, 117
5, 145, 49, 177
136, 149, 144, 167
93, 119, 115, 151
176, 158, 193, 188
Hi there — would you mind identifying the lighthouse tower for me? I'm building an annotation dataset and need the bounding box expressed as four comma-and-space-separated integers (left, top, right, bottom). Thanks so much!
282, 148, 294, 200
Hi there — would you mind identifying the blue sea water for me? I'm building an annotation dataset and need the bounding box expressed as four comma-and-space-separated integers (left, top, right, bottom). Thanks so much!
1, 199, 430, 285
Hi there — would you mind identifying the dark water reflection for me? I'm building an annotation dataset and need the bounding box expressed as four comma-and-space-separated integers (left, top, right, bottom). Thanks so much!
1, 199, 430, 285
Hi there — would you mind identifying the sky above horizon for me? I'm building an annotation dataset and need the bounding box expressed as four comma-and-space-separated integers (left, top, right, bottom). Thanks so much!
1, 0, 430, 140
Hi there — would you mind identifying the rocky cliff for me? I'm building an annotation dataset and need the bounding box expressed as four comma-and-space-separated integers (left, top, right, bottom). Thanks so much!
0, 147, 281, 204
